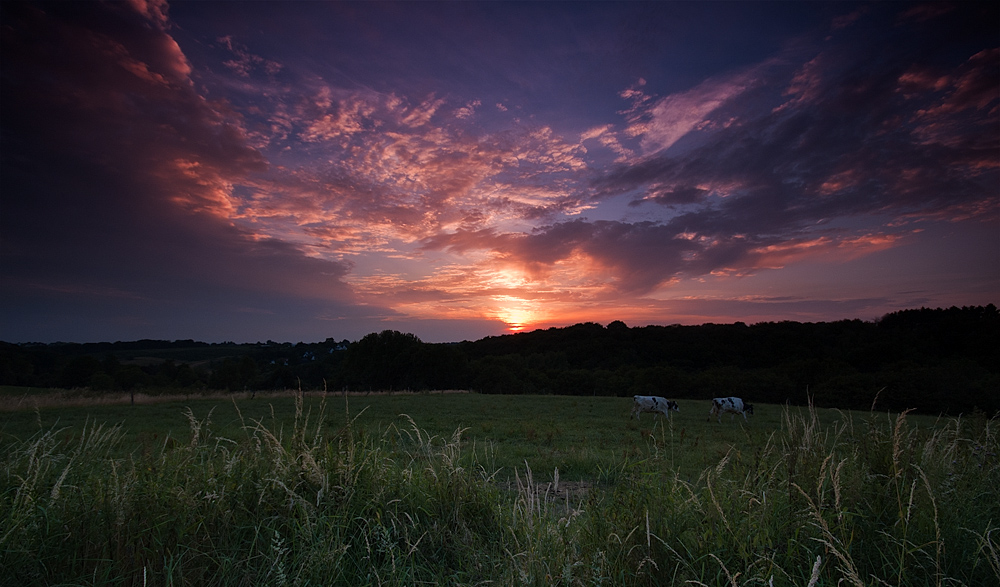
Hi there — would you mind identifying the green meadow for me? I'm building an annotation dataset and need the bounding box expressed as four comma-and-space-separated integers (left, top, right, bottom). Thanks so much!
2, 388, 998, 586
2, 390, 800, 479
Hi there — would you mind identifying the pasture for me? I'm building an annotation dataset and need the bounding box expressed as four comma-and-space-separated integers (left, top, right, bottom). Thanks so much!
0, 390, 792, 479
2, 388, 998, 586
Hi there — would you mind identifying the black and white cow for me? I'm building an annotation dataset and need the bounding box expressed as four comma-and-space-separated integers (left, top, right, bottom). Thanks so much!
632, 395, 679, 420
709, 397, 754, 422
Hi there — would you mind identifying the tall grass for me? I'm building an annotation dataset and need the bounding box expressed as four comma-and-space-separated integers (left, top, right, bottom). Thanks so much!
1, 394, 997, 586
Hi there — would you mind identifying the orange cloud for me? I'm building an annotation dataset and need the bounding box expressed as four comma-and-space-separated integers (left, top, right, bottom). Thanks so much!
747, 233, 904, 269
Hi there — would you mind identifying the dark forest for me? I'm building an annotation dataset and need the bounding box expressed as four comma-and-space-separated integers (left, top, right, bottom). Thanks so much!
2, 305, 997, 415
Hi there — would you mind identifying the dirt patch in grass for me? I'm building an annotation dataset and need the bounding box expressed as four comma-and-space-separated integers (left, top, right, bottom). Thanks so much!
502, 479, 594, 505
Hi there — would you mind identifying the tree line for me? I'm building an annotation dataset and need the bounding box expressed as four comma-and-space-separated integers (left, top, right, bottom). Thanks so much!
1, 305, 996, 415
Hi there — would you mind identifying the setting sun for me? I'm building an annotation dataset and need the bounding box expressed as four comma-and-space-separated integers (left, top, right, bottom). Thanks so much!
492, 296, 541, 332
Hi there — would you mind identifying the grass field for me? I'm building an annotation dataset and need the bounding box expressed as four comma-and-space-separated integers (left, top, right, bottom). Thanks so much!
0, 389, 905, 481
2, 388, 998, 586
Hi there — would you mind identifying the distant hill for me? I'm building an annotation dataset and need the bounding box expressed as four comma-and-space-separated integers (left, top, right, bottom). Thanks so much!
2, 305, 997, 415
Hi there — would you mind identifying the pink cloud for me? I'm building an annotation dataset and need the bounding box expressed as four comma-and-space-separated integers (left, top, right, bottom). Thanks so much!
913, 48, 1000, 120
746, 233, 906, 270
625, 71, 758, 153
455, 99, 481, 119
774, 55, 825, 112
125, 0, 170, 27
228, 85, 593, 254
401, 96, 446, 127
216, 36, 283, 79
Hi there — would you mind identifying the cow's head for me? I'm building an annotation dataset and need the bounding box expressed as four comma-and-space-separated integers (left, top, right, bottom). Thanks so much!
668, 400, 679, 411
745, 403, 754, 416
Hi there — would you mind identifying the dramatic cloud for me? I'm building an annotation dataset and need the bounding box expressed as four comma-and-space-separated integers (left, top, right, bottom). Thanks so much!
1, 1, 996, 343
0, 1, 358, 341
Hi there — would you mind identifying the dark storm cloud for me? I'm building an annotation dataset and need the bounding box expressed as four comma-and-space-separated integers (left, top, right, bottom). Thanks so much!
576, 221, 696, 293
562, 3, 999, 292
0, 1, 360, 341
629, 186, 709, 207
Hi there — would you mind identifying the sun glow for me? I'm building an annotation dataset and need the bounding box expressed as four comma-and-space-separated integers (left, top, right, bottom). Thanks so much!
492, 295, 541, 332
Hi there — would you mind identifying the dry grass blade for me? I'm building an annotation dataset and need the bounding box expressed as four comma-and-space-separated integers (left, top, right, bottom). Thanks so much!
792, 481, 865, 587
806, 555, 822, 587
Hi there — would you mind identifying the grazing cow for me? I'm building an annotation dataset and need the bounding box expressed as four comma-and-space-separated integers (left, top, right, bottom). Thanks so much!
709, 397, 754, 422
632, 395, 679, 420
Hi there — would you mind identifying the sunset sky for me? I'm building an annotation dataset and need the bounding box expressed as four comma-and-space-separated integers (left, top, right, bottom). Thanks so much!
1, 1, 997, 344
